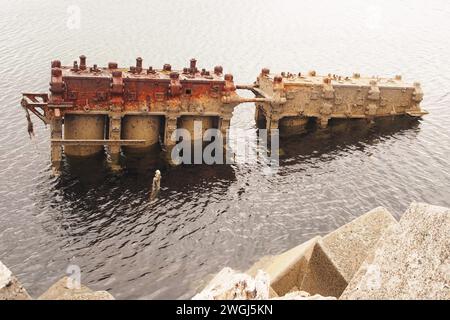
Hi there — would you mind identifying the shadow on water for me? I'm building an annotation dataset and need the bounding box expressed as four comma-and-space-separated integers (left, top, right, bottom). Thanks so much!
279, 116, 422, 163
49, 115, 421, 225
45, 147, 237, 238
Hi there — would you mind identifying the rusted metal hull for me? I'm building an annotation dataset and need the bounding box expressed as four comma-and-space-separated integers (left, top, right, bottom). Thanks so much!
20, 56, 427, 171
21, 56, 243, 170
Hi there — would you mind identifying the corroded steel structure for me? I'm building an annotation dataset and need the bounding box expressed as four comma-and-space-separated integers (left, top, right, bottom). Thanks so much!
21, 56, 427, 171
249, 68, 427, 135
21, 56, 263, 170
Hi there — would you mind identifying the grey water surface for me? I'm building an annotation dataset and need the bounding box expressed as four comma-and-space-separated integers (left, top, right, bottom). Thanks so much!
0, 0, 449, 299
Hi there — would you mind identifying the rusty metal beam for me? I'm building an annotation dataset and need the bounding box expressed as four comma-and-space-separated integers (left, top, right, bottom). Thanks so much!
236, 84, 269, 99
51, 139, 146, 146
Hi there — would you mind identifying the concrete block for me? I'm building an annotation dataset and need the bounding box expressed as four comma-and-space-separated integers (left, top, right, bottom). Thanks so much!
266, 236, 319, 295
0, 260, 31, 300
246, 236, 320, 296
299, 240, 348, 297
322, 206, 398, 282
38, 277, 114, 300
300, 207, 397, 297
341, 202, 450, 300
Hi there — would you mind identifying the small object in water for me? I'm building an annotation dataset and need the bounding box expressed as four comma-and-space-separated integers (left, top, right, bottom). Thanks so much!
26, 113, 34, 138
150, 170, 161, 200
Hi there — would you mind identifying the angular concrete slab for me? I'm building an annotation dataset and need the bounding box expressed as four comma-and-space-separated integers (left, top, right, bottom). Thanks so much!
341, 202, 450, 300
300, 207, 397, 297
322, 206, 398, 282
38, 277, 114, 300
246, 236, 320, 296
0, 260, 31, 300
299, 240, 348, 297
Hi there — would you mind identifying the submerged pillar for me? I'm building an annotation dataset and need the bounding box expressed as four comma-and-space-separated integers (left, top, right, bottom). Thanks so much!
316, 117, 330, 129
219, 117, 231, 163
50, 117, 62, 170
164, 116, 178, 165
266, 115, 279, 134
64, 114, 106, 156
108, 112, 122, 169
279, 116, 309, 136
254, 105, 266, 129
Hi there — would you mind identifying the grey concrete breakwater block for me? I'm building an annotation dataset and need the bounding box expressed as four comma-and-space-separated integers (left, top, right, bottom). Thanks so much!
321, 206, 398, 283
0, 260, 31, 300
246, 236, 320, 296
299, 240, 348, 297
300, 206, 398, 298
341, 202, 450, 300
245, 207, 398, 298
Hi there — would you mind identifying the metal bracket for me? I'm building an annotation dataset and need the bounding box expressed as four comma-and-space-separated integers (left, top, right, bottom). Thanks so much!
51, 139, 146, 146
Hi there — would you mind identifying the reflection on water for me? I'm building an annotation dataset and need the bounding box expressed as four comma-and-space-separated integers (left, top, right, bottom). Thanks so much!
0, 0, 449, 299
280, 117, 421, 161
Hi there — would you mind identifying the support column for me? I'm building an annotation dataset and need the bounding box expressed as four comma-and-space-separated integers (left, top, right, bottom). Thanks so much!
164, 115, 178, 165
219, 116, 231, 163
108, 112, 122, 170
219, 117, 231, 143
50, 117, 62, 172
317, 117, 329, 128
266, 115, 279, 135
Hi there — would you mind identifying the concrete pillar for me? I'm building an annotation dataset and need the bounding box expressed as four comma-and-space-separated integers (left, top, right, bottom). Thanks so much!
64, 114, 106, 156
219, 118, 231, 141
50, 118, 62, 170
108, 113, 122, 169
316, 117, 329, 129
266, 116, 279, 134
279, 116, 309, 136
164, 116, 178, 165
255, 105, 265, 127
219, 117, 231, 163
121, 115, 160, 151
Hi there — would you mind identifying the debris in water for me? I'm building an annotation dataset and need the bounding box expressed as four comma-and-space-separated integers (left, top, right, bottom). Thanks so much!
23, 107, 34, 139
150, 170, 161, 201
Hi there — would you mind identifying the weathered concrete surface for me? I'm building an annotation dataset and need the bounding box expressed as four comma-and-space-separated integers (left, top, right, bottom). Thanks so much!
193, 267, 270, 300
255, 69, 426, 135
193, 267, 336, 300
38, 277, 114, 300
341, 202, 450, 300
257, 236, 319, 296
322, 207, 398, 282
300, 207, 397, 297
0, 261, 31, 300
299, 241, 348, 298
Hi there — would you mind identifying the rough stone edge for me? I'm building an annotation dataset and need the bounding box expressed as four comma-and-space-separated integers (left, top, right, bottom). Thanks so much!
267, 236, 320, 295
340, 202, 450, 300
321, 206, 398, 282
0, 260, 32, 300
299, 239, 348, 298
